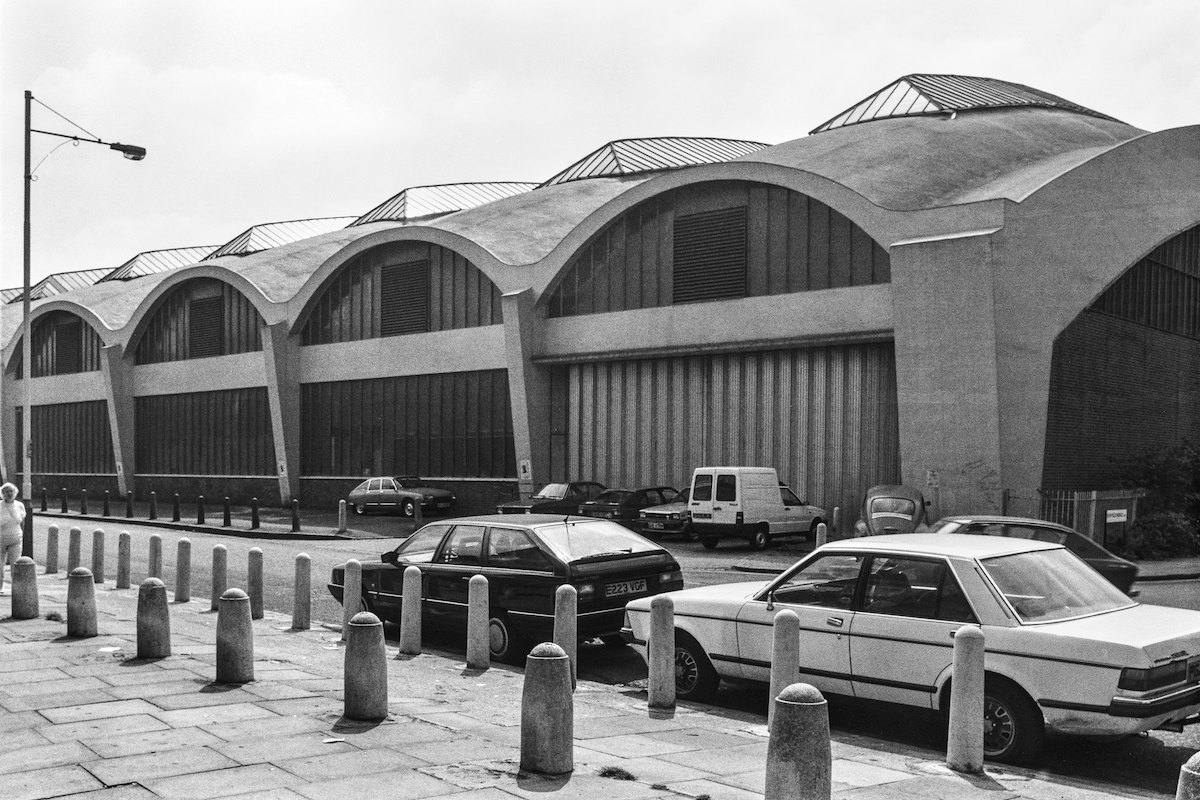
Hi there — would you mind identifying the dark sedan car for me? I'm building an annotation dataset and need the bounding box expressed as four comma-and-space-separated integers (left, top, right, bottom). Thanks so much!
930, 515, 1140, 595
578, 486, 678, 529
495, 481, 606, 515
329, 514, 683, 663
346, 476, 455, 517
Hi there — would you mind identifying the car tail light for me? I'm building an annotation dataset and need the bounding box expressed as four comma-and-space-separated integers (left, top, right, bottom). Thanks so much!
659, 569, 682, 585
577, 582, 596, 601
1119, 659, 1189, 692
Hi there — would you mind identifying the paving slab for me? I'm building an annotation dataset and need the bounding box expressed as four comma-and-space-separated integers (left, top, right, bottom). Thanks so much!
84, 744, 240, 784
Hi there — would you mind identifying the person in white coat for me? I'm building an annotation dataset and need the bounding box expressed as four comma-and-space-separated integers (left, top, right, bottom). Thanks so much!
0, 482, 27, 593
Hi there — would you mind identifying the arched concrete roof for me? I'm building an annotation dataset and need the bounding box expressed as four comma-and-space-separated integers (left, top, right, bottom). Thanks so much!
1, 300, 117, 374
740, 107, 1146, 211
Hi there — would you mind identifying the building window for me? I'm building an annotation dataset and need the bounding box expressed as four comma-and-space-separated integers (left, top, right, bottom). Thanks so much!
380, 260, 430, 336
188, 296, 224, 358
672, 206, 748, 304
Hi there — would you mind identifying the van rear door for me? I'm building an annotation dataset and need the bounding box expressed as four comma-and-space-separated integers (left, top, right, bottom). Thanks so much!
712, 471, 740, 527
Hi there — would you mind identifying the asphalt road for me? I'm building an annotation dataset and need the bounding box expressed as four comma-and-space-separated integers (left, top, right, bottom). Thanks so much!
23, 517, 1200, 795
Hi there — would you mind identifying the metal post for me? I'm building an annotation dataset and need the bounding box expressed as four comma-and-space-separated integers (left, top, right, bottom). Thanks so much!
291, 499, 300, 533
40, 487, 46, 511
250, 497, 259, 529
196, 495, 205, 525
149, 491, 157, 520
223, 497, 231, 527
21, 91, 33, 558
172, 493, 180, 522
102, 490, 110, 517
125, 492, 133, 518
80, 488, 88, 515
60, 487, 67, 514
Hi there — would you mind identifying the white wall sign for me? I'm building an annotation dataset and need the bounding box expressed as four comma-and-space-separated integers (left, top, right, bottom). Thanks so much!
1105, 508, 1128, 523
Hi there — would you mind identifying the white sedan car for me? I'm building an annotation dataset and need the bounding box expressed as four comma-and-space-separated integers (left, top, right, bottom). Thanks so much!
623, 534, 1200, 765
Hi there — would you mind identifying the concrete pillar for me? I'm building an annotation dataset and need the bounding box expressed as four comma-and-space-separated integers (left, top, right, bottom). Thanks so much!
398, 565, 422, 655
216, 588, 254, 683
175, 538, 191, 602
136, 578, 171, 658
552, 584, 577, 688
337, 500, 347, 533
248, 547, 264, 620
99, 343, 135, 498
293, 553, 311, 630
45, 524, 58, 574
648, 594, 675, 709
816, 523, 827, 549
344, 611, 388, 720
947, 626, 986, 774
11, 557, 38, 619
1177, 752, 1200, 800
211, 545, 227, 611
67, 527, 81, 572
91, 528, 105, 584
769, 609, 800, 727
116, 532, 131, 589
262, 321, 301, 505
766, 683, 831, 800
501, 288, 551, 495
520, 642, 573, 775
466, 574, 490, 670
67, 567, 97, 637
148, 534, 162, 579
341, 559, 361, 642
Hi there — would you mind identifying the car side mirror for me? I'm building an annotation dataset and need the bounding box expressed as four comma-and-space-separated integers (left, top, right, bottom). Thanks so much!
381, 551, 398, 565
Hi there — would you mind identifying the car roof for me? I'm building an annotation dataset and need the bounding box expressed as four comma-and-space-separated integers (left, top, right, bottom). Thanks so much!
827, 533, 1062, 559
937, 515, 1075, 533
431, 513, 615, 528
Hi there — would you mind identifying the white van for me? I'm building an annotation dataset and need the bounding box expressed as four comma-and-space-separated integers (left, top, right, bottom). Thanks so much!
688, 466, 827, 550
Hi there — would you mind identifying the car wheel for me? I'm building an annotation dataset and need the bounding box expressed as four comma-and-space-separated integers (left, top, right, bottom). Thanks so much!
401, 499, 416, 518
749, 525, 769, 550
809, 519, 824, 540
599, 634, 627, 648
982, 679, 1044, 765
488, 613, 530, 665
675, 630, 720, 702
353, 503, 366, 515
700, 537, 719, 550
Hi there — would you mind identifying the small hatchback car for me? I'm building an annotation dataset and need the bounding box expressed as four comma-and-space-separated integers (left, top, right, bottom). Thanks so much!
330, 514, 683, 663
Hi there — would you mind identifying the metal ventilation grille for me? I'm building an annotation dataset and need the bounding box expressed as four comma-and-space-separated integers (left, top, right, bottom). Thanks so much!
380, 260, 430, 336
188, 296, 224, 358
672, 206, 748, 304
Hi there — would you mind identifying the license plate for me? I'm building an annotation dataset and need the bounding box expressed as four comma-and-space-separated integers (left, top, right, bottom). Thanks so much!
648, 522, 664, 530
437, 503, 450, 509
605, 578, 647, 598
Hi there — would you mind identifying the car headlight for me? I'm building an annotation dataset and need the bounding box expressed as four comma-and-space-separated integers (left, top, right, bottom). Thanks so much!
423, 494, 434, 500
669, 512, 682, 520
1119, 660, 1190, 692
639, 512, 647, 519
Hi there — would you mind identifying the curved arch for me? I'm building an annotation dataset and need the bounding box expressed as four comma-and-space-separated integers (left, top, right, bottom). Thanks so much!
2, 303, 112, 377
288, 226, 509, 337
126, 275, 267, 364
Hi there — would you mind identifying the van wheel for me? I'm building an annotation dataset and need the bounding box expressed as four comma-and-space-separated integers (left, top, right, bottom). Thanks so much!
750, 525, 769, 550
675, 630, 720, 701
488, 613, 529, 665
700, 537, 719, 550
982, 679, 1044, 765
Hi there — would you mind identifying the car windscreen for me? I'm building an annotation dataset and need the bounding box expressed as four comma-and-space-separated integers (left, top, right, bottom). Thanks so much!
871, 497, 915, 516
535, 520, 661, 562
532, 483, 569, 500
594, 490, 632, 504
981, 548, 1134, 623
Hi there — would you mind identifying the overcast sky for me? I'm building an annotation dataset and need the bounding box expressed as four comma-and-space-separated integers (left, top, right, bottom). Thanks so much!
2, 0, 1197, 288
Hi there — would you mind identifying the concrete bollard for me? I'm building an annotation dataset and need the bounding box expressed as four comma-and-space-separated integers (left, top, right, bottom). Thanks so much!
68, 527, 82, 572
947, 626, 986, 774
293, 553, 311, 630
216, 588, 254, 683
341, 559, 362, 641
91, 528, 105, 583
136, 578, 171, 658
45, 524, 59, 574
197, 495, 205, 525
248, 548, 264, 620
412, 499, 422, 528
223, 497, 231, 527
552, 584, 577, 688
175, 538, 191, 602
831, 506, 841, 538
766, 683, 831, 800
769, 609, 801, 727
466, 574, 490, 670
398, 565, 422, 655
520, 642, 574, 774
648, 594, 676, 709
1177, 752, 1200, 800
12, 557, 39, 619
148, 534, 162, 579
337, 500, 347, 533
149, 491, 157, 520
816, 522, 827, 549
250, 497, 260, 529
344, 611, 388, 720
116, 532, 131, 589
291, 499, 300, 533
102, 490, 111, 517
67, 567, 98, 637
172, 493, 180, 522
211, 545, 228, 611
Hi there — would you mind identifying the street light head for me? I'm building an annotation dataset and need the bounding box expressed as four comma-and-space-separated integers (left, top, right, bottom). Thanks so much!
109, 142, 147, 161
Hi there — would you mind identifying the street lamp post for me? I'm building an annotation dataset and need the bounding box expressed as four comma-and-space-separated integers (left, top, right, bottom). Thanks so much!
20, 89, 146, 557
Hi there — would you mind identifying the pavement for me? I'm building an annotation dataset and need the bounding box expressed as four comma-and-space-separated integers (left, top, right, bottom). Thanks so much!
1, 562, 1183, 799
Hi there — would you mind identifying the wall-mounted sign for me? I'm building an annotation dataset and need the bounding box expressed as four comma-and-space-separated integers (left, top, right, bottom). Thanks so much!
1106, 508, 1128, 523
518, 459, 532, 480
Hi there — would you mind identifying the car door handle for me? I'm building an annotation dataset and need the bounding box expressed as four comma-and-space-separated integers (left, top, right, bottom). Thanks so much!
713, 506, 722, 511
826, 617, 844, 628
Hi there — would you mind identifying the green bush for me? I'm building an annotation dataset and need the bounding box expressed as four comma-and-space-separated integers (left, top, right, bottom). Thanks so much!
1113, 512, 1200, 560
1117, 440, 1200, 519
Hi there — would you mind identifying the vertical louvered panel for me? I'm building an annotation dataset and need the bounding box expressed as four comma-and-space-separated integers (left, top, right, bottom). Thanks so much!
134, 388, 273, 475
380, 259, 430, 337
188, 296, 224, 358
672, 206, 748, 304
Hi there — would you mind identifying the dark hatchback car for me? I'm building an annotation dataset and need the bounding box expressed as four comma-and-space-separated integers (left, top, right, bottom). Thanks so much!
328, 514, 683, 663
930, 515, 1140, 595
578, 487, 678, 529
346, 476, 455, 517
495, 481, 606, 515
